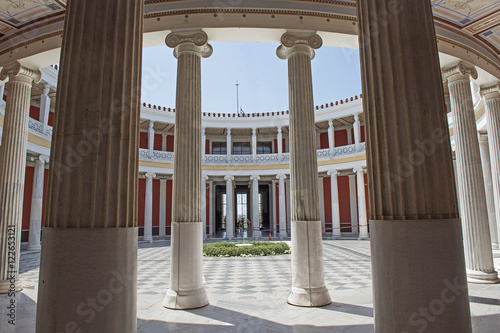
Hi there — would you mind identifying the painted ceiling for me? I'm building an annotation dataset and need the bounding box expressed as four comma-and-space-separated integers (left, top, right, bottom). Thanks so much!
0, 0, 498, 54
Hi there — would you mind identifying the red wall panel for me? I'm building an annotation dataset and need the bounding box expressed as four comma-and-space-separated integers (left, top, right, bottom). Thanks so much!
166, 135, 175, 152
42, 169, 49, 227
138, 178, 145, 227
361, 125, 366, 143
206, 184, 210, 229
139, 132, 148, 149
319, 132, 329, 149
334, 130, 348, 147
205, 139, 210, 154
22, 166, 34, 231
337, 175, 351, 231
275, 183, 279, 230
48, 112, 54, 127
153, 179, 160, 227
154, 133, 163, 151
323, 177, 332, 227
166, 179, 173, 228
29, 106, 40, 121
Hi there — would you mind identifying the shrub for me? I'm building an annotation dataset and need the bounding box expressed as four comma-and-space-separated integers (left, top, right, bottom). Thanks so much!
203, 241, 291, 257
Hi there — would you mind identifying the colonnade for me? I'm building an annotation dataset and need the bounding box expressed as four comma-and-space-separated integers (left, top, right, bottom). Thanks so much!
0, 0, 498, 331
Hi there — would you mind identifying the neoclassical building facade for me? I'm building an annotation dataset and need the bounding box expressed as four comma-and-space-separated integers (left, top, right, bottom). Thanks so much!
0, 0, 499, 332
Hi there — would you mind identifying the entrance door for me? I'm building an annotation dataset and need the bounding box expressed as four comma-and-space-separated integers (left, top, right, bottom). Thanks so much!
235, 187, 250, 238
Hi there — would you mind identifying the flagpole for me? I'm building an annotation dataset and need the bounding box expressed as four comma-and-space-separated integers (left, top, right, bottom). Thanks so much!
236, 81, 240, 114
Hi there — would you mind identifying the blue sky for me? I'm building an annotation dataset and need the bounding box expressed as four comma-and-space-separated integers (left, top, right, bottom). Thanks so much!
141, 42, 362, 114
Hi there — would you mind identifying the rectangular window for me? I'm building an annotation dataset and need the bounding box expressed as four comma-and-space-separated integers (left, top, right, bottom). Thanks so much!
232, 142, 251, 155
257, 142, 272, 154
212, 142, 227, 155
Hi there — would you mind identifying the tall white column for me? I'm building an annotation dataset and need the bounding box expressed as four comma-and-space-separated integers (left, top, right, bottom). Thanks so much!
159, 178, 167, 237
144, 172, 155, 243
163, 29, 212, 310
40, 84, 51, 134
358, 1, 471, 331
277, 174, 287, 239
252, 128, 257, 162
348, 174, 358, 234
201, 127, 206, 162
0, 82, 4, 102
328, 119, 335, 156
482, 85, 500, 250
346, 128, 353, 145
277, 31, 331, 307
148, 120, 155, 158
479, 133, 498, 248
271, 180, 277, 238
250, 175, 261, 239
353, 113, 361, 152
35, 1, 143, 330
226, 128, 231, 160
27, 155, 49, 251
327, 170, 341, 239
225, 175, 234, 239
0, 62, 41, 294
444, 63, 499, 283
209, 180, 214, 237
354, 167, 369, 240
277, 126, 283, 160
162, 134, 167, 151
202, 176, 208, 240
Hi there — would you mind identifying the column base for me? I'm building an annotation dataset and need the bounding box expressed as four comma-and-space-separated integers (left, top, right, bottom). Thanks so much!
331, 234, 342, 240
27, 244, 41, 251
0, 279, 22, 294
370, 219, 472, 332
466, 269, 500, 284
287, 285, 331, 307
36, 227, 138, 333
165, 221, 209, 310
279, 232, 287, 239
357, 235, 370, 240
163, 287, 209, 310
253, 231, 261, 240
143, 236, 153, 243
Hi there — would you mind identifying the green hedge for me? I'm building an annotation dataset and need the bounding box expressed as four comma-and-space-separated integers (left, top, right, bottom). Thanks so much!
203, 241, 291, 257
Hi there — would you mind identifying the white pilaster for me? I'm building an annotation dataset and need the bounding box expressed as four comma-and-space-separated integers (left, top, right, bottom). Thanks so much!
353, 113, 361, 152
202, 175, 208, 240
348, 174, 358, 234
162, 134, 167, 151
277, 174, 287, 239
159, 178, 167, 237
40, 84, 51, 134
144, 172, 156, 243
250, 175, 261, 239
327, 170, 341, 239
27, 155, 49, 251
286, 179, 291, 232
271, 180, 277, 238
225, 175, 234, 239
202, 127, 206, 162
209, 180, 214, 237
354, 167, 369, 240
478, 133, 498, 248
328, 119, 335, 156
277, 126, 283, 160
252, 128, 257, 162
148, 120, 155, 158
347, 128, 353, 145
226, 128, 232, 160
0, 83, 4, 102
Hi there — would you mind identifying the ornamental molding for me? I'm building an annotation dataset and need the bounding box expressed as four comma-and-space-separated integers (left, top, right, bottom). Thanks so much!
442, 62, 478, 81
0, 61, 41, 83
276, 32, 322, 60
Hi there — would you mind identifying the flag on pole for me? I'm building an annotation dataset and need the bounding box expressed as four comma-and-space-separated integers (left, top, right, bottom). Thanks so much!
239, 107, 245, 116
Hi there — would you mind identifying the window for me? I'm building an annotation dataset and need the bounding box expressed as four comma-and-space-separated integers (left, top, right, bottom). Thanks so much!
232, 142, 251, 155
257, 142, 272, 154
212, 142, 227, 155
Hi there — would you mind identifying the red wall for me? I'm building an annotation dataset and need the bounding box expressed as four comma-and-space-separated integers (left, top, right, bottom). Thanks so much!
139, 132, 148, 150
338, 175, 351, 232
166, 179, 173, 231
137, 178, 145, 227
153, 179, 160, 227
166, 135, 175, 152
320, 132, 329, 149
205, 139, 210, 154
29, 106, 40, 122
273, 138, 286, 153
48, 112, 54, 127
275, 183, 279, 231
334, 130, 348, 147
42, 169, 49, 226
22, 167, 34, 230
206, 184, 210, 231
323, 177, 332, 231
154, 134, 163, 151
361, 125, 366, 143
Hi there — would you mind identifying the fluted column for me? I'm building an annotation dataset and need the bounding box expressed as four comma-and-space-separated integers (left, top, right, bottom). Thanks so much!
35, 1, 143, 331
444, 63, 499, 283
250, 175, 261, 239
144, 172, 156, 243
328, 120, 335, 156
277, 32, 331, 307
163, 29, 212, 310
353, 113, 361, 152
225, 175, 234, 240
0, 62, 41, 294
277, 174, 287, 239
202, 175, 208, 240
478, 133, 498, 248
358, 1, 471, 331
354, 167, 369, 240
327, 170, 341, 239
27, 155, 49, 251
482, 84, 500, 250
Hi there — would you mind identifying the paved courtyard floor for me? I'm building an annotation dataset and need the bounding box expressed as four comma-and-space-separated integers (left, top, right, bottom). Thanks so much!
1, 240, 499, 332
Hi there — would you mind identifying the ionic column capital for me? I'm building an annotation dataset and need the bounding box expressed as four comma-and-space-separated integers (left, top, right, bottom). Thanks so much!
0, 61, 41, 84
202, 175, 209, 182
252, 128, 257, 136
145, 172, 156, 179
276, 174, 287, 180
42, 83, 51, 95
442, 62, 478, 83
481, 83, 500, 100
250, 175, 260, 181
277, 126, 282, 134
276, 32, 322, 60
148, 120, 154, 129
226, 128, 231, 136
32, 155, 49, 164
327, 169, 338, 177
166, 30, 213, 59
353, 166, 365, 174
328, 119, 333, 128
224, 175, 234, 181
